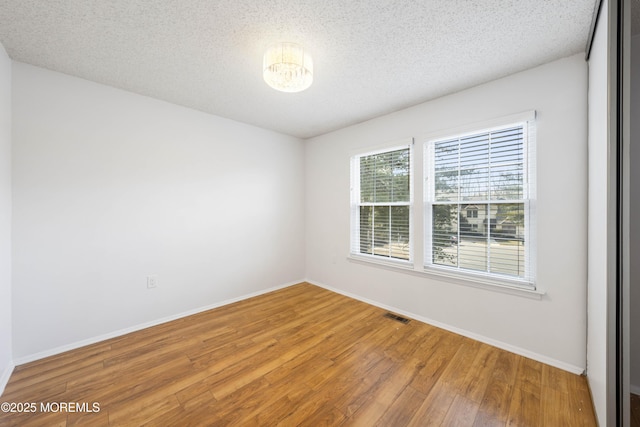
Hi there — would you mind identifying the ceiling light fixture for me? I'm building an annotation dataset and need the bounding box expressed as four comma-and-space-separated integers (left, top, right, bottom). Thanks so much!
263, 42, 313, 93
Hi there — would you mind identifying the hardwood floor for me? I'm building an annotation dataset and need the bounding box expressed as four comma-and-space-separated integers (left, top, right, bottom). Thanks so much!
632, 393, 640, 427
0, 283, 596, 426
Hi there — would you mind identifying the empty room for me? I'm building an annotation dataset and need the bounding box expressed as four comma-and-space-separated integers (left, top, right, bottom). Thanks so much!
0, 0, 635, 426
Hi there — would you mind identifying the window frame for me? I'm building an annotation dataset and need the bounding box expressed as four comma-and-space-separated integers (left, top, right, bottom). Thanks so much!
349, 140, 414, 267
423, 114, 536, 289
347, 112, 540, 298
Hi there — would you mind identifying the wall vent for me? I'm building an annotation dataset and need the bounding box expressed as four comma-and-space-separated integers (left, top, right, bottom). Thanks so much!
383, 312, 410, 324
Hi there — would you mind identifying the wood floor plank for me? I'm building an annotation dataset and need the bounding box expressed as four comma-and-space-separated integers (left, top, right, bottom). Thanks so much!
67, 409, 111, 427
442, 394, 481, 426
541, 387, 570, 426
205, 377, 274, 424
460, 343, 500, 403
406, 381, 458, 426
4, 361, 104, 398
0, 282, 597, 426
567, 378, 598, 426
5, 412, 67, 427
0, 378, 68, 403
264, 347, 334, 386
542, 363, 572, 393
513, 356, 542, 394
337, 354, 398, 418
374, 385, 426, 427
108, 393, 181, 426
9, 342, 111, 383
298, 405, 346, 427
436, 338, 483, 394
631, 393, 640, 427
68, 353, 195, 407
491, 350, 521, 385
276, 349, 386, 425
473, 378, 514, 426
507, 385, 541, 426
409, 330, 463, 395
348, 355, 429, 425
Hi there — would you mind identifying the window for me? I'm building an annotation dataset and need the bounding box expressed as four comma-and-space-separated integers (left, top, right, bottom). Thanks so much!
350, 144, 412, 262
425, 119, 534, 284
349, 114, 536, 293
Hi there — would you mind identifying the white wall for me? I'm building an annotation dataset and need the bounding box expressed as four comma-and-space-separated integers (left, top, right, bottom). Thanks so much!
630, 34, 640, 395
587, 2, 609, 424
11, 63, 305, 361
305, 54, 588, 371
0, 43, 13, 393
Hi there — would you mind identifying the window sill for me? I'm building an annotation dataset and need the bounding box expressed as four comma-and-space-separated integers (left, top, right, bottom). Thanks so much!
347, 253, 414, 270
347, 254, 545, 300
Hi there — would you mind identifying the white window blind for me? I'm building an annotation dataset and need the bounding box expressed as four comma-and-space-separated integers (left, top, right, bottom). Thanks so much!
425, 119, 535, 285
351, 145, 412, 262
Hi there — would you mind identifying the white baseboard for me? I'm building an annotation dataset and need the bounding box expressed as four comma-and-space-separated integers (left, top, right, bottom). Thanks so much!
14, 279, 304, 366
306, 279, 585, 375
12, 278, 587, 377
631, 383, 640, 395
0, 360, 15, 397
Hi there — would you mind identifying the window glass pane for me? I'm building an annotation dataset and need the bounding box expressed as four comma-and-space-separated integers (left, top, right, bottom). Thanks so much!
460, 204, 482, 236
460, 167, 489, 201
374, 152, 393, 203
434, 139, 458, 202
463, 205, 479, 220
390, 206, 410, 260
359, 156, 375, 203
460, 133, 489, 167
434, 139, 459, 170
490, 164, 523, 200
391, 150, 410, 202
458, 204, 489, 272
434, 171, 458, 201
490, 203, 525, 277
432, 204, 458, 266
459, 134, 490, 201
363, 205, 411, 260
491, 127, 523, 167
360, 148, 410, 203
372, 206, 390, 256
359, 206, 373, 255
360, 201, 410, 260
490, 127, 524, 201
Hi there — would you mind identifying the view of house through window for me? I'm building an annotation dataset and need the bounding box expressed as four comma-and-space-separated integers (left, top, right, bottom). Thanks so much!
351, 146, 411, 261
431, 203, 525, 277
427, 124, 530, 280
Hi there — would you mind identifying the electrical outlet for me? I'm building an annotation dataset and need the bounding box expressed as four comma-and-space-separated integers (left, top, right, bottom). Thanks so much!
147, 275, 158, 289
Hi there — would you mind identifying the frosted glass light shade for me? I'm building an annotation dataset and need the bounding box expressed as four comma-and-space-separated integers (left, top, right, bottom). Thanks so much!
263, 43, 313, 93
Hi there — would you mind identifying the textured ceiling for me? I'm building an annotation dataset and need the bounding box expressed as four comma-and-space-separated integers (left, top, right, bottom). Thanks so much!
0, 0, 597, 139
